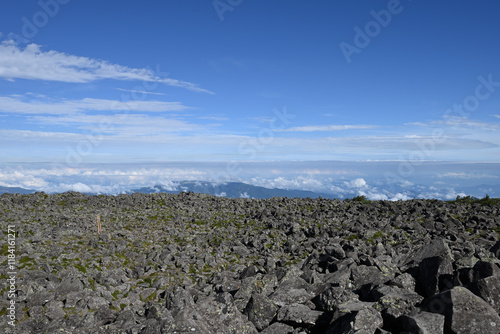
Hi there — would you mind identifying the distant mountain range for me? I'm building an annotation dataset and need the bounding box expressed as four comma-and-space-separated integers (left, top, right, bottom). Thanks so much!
130, 181, 334, 199
0, 186, 36, 195
1, 181, 499, 200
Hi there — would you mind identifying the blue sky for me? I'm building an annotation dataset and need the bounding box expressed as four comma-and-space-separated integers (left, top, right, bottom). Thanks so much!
0, 1, 499, 196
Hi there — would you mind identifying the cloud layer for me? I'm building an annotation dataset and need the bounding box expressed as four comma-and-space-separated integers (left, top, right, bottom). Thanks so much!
0, 41, 213, 94
1, 162, 497, 200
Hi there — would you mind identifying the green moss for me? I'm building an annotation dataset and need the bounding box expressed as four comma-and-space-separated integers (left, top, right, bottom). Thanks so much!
74, 263, 87, 274
144, 291, 157, 302
19, 256, 32, 264
345, 234, 359, 241
88, 277, 96, 291
120, 303, 127, 310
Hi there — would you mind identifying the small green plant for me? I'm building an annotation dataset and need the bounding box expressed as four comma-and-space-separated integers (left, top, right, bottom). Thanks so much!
74, 263, 87, 274
345, 234, 360, 241
352, 195, 371, 204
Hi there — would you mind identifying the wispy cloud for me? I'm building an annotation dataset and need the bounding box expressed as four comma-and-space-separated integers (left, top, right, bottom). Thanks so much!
116, 88, 167, 96
0, 96, 190, 114
437, 172, 498, 179
30, 114, 201, 135
278, 124, 378, 132
0, 41, 214, 94
407, 116, 500, 131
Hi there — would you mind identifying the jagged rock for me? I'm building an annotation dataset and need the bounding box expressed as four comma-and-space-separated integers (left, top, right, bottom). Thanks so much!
270, 288, 315, 307
326, 304, 383, 334
469, 260, 500, 282
422, 286, 500, 334
260, 322, 295, 334
400, 310, 445, 334
467, 274, 500, 313
351, 265, 393, 290
490, 240, 500, 259
243, 293, 279, 331
372, 285, 423, 325
276, 303, 331, 330
415, 255, 454, 297
55, 277, 84, 297
194, 292, 258, 334
95, 305, 117, 326
314, 285, 359, 312
403, 239, 453, 269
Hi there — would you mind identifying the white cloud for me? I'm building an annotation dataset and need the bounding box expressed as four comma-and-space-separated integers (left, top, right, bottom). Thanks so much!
0, 96, 190, 114
279, 125, 378, 132
437, 172, 498, 179
239, 192, 250, 198
347, 178, 367, 188
30, 113, 201, 135
115, 88, 166, 96
0, 41, 213, 94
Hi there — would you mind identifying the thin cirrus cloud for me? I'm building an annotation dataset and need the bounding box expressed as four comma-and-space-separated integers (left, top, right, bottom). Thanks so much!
278, 124, 379, 132
0, 41, 214, 94
115, 88, 167, 96
0, 96, 190, 114
30, 113, 202, 134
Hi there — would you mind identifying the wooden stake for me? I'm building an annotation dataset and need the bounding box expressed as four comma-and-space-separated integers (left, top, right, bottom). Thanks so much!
97, 214, 101, 235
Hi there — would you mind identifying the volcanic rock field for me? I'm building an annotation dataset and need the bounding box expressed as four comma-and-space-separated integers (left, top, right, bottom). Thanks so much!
1, 191, 500, 334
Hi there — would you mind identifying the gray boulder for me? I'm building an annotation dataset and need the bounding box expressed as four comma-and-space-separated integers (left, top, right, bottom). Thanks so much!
276, 303, 328, 329
467, 274, 500, 314
422, 286, 500, 334
243, 293, 279, 331
400, 310, 445, 334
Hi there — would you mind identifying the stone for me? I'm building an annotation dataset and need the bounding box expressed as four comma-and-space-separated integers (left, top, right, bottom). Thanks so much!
44, 300, 65, 321
327, 305, 383, 334
260, 322, 295, 334
270, 288, 315, 307
243, 293, 279, 331
401, 310, 445, 334
314, 285, 359, 312
467, 274, 500, 314
422, 286, 500, 334
276, 303, 327, 327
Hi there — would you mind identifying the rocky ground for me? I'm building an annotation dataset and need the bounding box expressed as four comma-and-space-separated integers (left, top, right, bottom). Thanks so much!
1, 191, 500, 334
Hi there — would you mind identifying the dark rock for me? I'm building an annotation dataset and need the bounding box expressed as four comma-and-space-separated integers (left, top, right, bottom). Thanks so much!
470, 260, 500, 282
372, 285, 423, 325
243, 293, 279, 331
422, 286, 500, 334
276, 303, 331, 330
55, 277, 84, 297
351, 265, 393, 290
314, 285, 359, 312
270, 288, 315, 307
325, 243, 346, 259
403, 238, 453, 270
415, 255, 454, 297
400, 310, 445, 334
195, 292, 258, 334
260, 322, 295, 334
490, 240, 500, 259
326, 305, 383, 334
95, 305, 117, 326
467, 274, 500, 314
